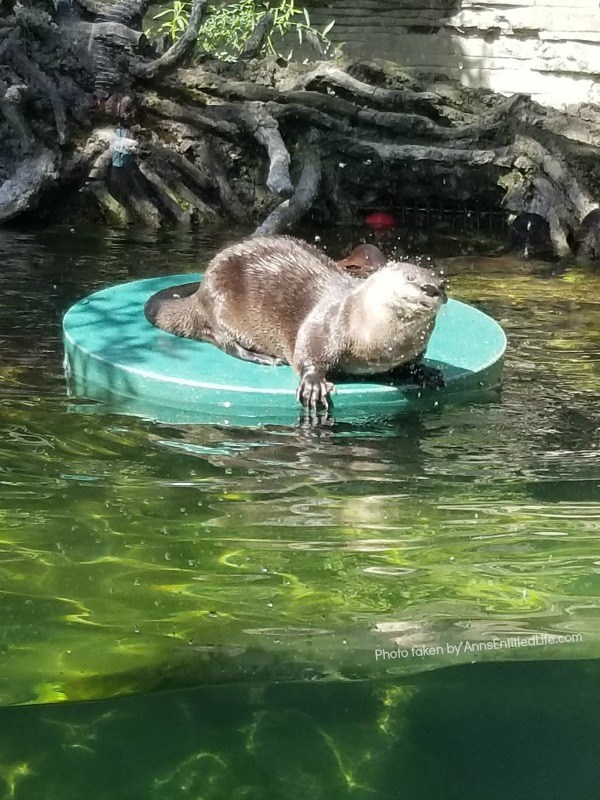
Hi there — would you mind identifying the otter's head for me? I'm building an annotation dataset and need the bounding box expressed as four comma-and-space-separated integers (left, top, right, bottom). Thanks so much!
366, 261, 447, 319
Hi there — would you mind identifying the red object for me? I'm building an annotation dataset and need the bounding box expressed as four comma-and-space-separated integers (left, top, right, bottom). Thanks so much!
365, 211, 396, 231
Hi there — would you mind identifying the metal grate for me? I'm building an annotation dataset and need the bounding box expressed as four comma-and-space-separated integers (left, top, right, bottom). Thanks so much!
388, 201, 508, 232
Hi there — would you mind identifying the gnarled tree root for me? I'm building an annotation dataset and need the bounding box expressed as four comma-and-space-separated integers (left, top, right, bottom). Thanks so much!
2, 0, 600, 256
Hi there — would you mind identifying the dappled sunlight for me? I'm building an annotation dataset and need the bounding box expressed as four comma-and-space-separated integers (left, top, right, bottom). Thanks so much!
0, 226, 597, 706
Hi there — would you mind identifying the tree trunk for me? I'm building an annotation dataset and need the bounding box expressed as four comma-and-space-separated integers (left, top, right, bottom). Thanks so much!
2, 0, 600, 257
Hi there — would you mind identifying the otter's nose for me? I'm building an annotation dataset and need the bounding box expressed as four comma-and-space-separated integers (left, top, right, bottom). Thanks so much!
421, 281, 448, 303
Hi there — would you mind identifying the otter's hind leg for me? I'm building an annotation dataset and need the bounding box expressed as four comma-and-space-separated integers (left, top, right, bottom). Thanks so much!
388, 358, 445, 390
223, 342, 284, 367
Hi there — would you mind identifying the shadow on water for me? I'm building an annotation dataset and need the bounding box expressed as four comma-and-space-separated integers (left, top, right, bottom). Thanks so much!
0, 659, 598, 800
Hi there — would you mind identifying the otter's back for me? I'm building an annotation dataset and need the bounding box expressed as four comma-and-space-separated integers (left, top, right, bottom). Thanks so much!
199, 236, 356, 358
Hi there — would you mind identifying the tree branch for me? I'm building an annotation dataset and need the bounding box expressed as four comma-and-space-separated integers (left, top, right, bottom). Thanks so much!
0, 84, 34, 152
253, 138, 321, 235
139, 94, 239, 139
5, 42, 68, 145
131, 0, 208, 81
243, 105, 293, 196
282, 64, 442, 114
73, 0, 107, 15
240, 12, 274, 60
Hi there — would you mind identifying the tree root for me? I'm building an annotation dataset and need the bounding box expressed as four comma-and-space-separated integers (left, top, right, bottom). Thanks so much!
195, 140, 249, 222
106, 163, 162, 228
253, 137, 321, 235
86, 181, 131, 225
243, 105, 293, 197
131, 0, 208, 81
4, 0, 600, 258
136, 159, 192, 224
281, 63, 443, 115
0, 149, 59, 223
240, 13, 274, 61
0, 84, 34, 153
139, 94, 238, 138
5, 41, 68, 145
149, 147, 219, 220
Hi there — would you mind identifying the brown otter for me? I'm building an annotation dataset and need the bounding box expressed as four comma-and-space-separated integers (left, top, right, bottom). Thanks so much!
337, 244, 387, 278
145, 235, 446, 409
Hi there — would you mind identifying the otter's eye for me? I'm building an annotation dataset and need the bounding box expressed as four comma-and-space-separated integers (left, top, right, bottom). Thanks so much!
421, 283, 440, 297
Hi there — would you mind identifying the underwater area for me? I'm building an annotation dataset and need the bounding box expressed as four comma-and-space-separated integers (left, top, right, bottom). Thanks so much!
0, 223, 598, 798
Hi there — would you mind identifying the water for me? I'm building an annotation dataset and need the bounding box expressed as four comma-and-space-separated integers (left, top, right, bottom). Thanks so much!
0, 660, 598, 799
0, 224, 598, 795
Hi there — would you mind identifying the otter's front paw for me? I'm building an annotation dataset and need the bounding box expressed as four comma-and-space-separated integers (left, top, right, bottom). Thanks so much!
296, 371, 335, 409
409, 363, 446, 390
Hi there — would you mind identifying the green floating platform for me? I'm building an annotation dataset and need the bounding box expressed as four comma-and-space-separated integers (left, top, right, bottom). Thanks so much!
63, 274, 507, 426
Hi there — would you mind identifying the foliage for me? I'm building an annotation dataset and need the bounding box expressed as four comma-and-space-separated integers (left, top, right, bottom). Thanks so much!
149, 0, 191, 42
148, 0, 336, 62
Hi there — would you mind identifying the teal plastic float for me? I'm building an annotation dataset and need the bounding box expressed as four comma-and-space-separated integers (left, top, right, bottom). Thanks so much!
63, 274, 507, 426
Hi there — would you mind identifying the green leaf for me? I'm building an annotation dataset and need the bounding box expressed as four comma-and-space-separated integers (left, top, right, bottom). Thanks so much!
303, 6, 310, 26
322, 19, 335, 36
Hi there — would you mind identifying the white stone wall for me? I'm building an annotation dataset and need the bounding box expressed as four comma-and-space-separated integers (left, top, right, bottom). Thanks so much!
307, 0, 600, 108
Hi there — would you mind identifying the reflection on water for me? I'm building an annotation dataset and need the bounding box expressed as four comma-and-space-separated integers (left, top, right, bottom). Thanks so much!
0, 225, 598, 707
0, 659, 598, 800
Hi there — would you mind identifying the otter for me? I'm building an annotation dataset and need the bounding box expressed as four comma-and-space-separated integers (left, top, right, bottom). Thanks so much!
145, 235, 446, 409
337, 244, 387, 278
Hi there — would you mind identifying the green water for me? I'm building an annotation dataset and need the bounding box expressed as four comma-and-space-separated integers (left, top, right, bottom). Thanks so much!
0, 224, 599, 795
0, 660, 598, 799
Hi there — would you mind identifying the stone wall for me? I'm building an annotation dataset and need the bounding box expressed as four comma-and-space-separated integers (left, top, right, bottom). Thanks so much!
307, 0, 600, 108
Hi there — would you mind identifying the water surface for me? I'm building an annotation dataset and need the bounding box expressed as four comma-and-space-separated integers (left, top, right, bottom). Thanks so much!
0, 225, 598, 707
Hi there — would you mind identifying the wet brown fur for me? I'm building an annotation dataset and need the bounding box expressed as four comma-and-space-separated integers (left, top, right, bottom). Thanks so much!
145, 235, 445, 404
